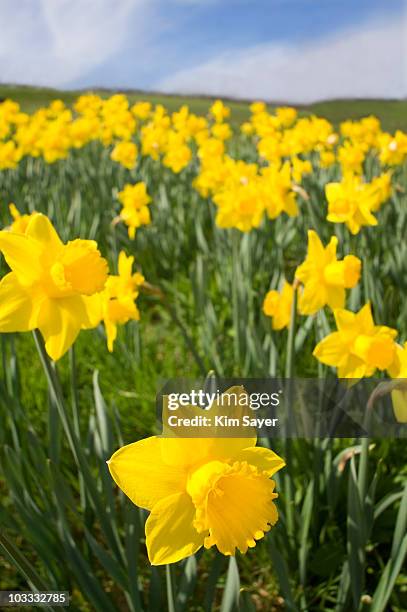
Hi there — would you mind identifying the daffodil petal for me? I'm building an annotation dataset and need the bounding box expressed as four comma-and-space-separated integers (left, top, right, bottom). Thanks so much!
82, 294, 103, 329
0, 231, 43, 285
160, 436, 257, 470
25, 213, 63, 255
337, 354, 367, 378
313, 332, 346, 366
105, 319, 117, 352
325, 285, 346, 310
298, 280, 326, 315
0, 272, 39, 332
233, 446, 286, 477
145, 492, 204, 565
37, 296, 84, 360
108, 437, 187, 511
307, 230, 325, 260
118, 251, 134, 278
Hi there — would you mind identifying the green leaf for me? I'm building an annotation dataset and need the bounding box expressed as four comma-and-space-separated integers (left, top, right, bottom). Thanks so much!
347, 456, 365, 609
204, 552, 226, 612
268, 536, 298, 612
220, 556, 240, 612
176, 555, 198, 611
0, 532, 56, 608
309, 541, 345, 578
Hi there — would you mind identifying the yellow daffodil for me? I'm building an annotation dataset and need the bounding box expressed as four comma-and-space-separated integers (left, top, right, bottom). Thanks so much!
263, 281, 294, 330
295, 230, 361, 315
369, 172, 393, 212
313, 303, 397, 378
209, 100, 230, 123
108, 386, 285, 564
211, 123, 232, 141
111, 141, 138, 169
0, 214, 108, 360
260, 162, 298, 219
89, 252, 144, 352
379, 130, 407, 166
117, 182, 152, 238
250, 101, 266, 115
291, 156, 312, 183
0, 140, 23, 169
338, 142, 365, 175
276, 107, 297, 128
163, 131, 192, 173
214, 180, 265, 232
319, 150, 336, 168
340, 116, 381, 149
325, 177, 379, 235
141, 123, 169, 160
74, 93, 103, 116
131, 101, 152, 120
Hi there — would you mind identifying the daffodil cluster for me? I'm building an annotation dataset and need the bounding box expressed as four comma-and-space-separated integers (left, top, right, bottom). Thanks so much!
0, 209, 145, 359
1, 95, 404, 240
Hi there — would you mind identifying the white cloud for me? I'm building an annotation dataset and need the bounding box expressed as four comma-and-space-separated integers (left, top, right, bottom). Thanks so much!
0, 0, 149, 87
158, 15, 407, 102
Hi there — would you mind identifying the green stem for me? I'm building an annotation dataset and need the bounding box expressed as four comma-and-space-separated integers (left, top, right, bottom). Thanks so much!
357, 437, 370, 503
285, 283, 298, 379
231, 230, 241, 369
165, 564, 177, 612
33, 330, 77, 453
165, 301, 207, 377
283, 284, 298, 541
69, 345, 87, 512
32, 330, 122, 559
69, 346, 81, 438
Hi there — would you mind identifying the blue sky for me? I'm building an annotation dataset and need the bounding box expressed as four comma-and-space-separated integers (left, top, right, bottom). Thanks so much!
0, 0, 405, 102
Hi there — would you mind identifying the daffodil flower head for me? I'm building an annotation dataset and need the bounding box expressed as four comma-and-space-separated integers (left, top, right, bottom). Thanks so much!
92, 251, 144, 352
214, 180, 265, 232
313, 303, 398, 378
338, 141, 365, 175
108, 387, 285, 565
295, 230, 361, 315
117, 182, 152, 239
263, 281, 294, 330
162, 131, 192, 173
110, 140, 138, 169
260, 162, 298, 219
325, 177, 379, 235
209, 100, 230, 123
211, 122, 232, 141
250, 101, 266, 115
291, 156, 312, 183
0, 214, 108, 360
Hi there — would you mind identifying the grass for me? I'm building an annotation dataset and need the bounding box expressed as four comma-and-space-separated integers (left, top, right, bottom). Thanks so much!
1, 83, 407, 132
